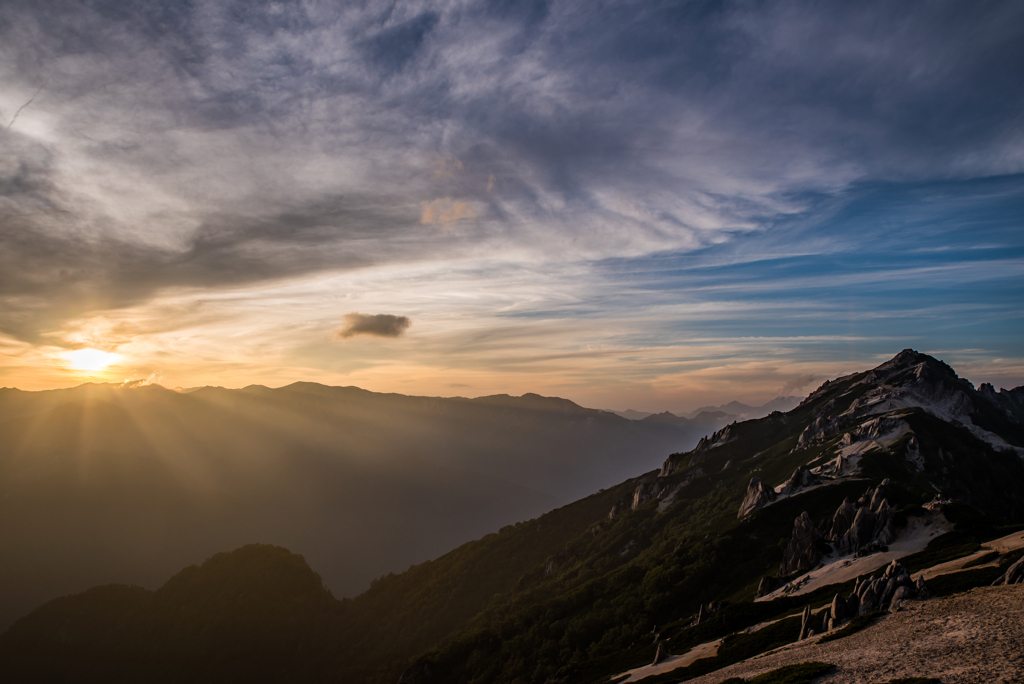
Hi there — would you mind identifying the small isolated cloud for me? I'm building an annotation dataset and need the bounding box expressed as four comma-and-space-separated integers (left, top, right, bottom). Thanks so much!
334, 313, 411, 340
420, 198, 476, 229
778, 374, 817, 396
120, 373, 163, 388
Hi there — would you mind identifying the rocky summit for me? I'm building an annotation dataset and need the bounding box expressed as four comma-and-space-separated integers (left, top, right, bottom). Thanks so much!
1, 350, 1023, 684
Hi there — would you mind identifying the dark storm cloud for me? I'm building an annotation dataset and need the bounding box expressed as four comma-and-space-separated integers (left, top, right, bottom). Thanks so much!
335, 313, 411, 340
0, 0, 1022, 341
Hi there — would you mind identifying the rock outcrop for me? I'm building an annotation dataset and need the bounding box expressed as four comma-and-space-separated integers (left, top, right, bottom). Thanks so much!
738, 477, 777, 518
979, 383, 1024, 422
822, 592, 848, 632
776, 466, 822, 497
819, 561, 930, 632
652, 642, 668, 665
833, 494, 899, 557
689, 423, 738, 464
798, 604, 813, 640
820, 497, 857, 541
632, 481, 662, 510
777, 481, 903, 578
780, 512, 829, 576
798, 414, 837, 445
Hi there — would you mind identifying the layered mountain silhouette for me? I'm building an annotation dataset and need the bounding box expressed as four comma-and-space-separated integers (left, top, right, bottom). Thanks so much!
609, 396, 801, 423
2, 351, 1023, 683
0, 382, 723, 630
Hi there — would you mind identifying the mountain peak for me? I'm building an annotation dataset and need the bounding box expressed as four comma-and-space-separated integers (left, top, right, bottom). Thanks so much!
871, 349, 955, 378
865, 350, 972, 400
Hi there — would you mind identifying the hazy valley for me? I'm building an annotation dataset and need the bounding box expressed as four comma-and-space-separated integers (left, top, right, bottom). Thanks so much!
0, 381, 738, 630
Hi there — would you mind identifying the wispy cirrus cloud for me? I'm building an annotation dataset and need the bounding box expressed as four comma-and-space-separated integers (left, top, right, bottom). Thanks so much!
0, 0, 1021, 400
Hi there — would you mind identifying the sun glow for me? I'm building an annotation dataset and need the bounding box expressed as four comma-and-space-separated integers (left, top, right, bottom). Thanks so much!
65, 348, 122, 372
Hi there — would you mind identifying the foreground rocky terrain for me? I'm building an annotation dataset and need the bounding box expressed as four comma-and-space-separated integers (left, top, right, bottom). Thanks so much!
687, 584, 1024, 684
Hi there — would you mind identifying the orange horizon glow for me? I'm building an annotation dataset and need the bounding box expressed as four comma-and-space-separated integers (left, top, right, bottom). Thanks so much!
64, 348, 123, 372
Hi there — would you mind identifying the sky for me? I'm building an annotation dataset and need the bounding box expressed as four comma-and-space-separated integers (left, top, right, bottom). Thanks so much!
0, 0, 1022, 413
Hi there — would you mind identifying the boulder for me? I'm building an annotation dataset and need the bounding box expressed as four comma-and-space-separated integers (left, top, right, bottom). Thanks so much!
652, 642, 668, 666
858, 585, 878, 615
890, 585, 913, 611
830, 593, 847, 625
880, 577, 897, 608
846, 591, 860, 617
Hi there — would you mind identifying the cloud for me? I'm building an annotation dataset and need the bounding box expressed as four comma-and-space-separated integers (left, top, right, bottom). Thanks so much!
420, 198, 476, 227
120, 372, 163, 388
0, 0, 1021, 395
778, 374, 818, 397
335, 313, 411, 340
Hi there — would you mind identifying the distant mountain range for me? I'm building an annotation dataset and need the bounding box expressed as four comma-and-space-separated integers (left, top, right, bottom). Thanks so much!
610, 396, 802, 422
0, 381, 734, 630
4, 350, 1019, 679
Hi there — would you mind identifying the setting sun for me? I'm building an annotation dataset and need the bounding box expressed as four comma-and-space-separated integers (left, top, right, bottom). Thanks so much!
65, 348, 122, 372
